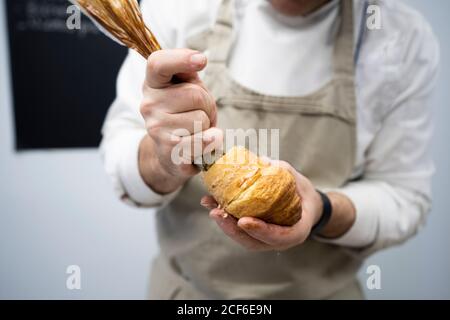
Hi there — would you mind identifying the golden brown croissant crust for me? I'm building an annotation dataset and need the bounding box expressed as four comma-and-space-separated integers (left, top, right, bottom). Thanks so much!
202, 147, 302, 226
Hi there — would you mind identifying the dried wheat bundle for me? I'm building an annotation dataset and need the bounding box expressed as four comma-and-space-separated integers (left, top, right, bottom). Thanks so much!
73, 0, 161, 58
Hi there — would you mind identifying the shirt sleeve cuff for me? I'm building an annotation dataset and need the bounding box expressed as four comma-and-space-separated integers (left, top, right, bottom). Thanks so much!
314, 183, 380, 248
117, 131, 180, 207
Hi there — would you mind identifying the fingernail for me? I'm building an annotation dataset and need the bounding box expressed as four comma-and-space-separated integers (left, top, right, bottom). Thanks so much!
190, 53, 206, 66
200, 199, 210, 207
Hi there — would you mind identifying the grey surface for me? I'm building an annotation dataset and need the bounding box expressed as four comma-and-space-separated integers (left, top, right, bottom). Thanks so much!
0, 0, 449, 299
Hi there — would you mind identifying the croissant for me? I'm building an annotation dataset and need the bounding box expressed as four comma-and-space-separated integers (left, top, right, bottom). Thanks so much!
202, 147, 302, 226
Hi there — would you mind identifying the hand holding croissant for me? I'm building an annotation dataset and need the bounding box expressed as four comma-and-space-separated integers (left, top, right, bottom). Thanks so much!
202, 147, 302, 226
201, 155, 325, 252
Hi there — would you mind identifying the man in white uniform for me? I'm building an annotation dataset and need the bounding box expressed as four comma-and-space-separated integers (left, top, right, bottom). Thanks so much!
101, 0, 439, 299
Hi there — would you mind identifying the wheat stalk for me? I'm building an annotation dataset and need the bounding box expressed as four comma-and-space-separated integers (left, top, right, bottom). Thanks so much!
74, 0, 161, 58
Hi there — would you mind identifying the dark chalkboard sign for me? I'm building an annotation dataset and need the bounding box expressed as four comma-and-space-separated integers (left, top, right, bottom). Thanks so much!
6, 0, 128, 149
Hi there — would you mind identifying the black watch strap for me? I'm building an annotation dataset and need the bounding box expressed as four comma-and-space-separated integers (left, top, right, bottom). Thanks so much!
311, 190, 333, 236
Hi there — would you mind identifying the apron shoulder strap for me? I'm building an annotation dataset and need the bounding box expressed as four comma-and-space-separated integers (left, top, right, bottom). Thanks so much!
334, 0, 356, 77
208, 0, 235, 64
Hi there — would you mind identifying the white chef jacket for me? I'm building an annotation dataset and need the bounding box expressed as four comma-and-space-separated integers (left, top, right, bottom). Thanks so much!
100, 0, 440, 251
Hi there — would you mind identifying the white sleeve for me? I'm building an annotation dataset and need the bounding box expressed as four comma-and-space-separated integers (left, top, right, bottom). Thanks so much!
317, 14, 440, 254
100, 0, 181, 208
100, 50, 180, 208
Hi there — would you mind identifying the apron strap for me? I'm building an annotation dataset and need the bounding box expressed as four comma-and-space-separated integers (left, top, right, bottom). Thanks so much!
208, 0, 235, 64
334, 0, 355, 77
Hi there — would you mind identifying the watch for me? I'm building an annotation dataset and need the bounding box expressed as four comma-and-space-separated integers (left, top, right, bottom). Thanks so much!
311, 190, 333, 236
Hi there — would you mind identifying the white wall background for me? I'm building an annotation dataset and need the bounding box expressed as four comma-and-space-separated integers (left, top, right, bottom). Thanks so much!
0, 0, 449, 299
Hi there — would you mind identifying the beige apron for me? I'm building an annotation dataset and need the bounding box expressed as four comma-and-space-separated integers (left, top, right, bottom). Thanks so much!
149, 0, 363, 300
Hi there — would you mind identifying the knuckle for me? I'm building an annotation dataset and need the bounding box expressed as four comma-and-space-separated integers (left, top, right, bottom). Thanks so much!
147, 126, 160, 139
147, 55, 166, 78
139, 99, 158, 118
139, 101, 151, 117
146, 119, 163, 137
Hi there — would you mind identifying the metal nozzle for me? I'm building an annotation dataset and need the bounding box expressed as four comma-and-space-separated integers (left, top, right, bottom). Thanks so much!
193, 149, 224, 171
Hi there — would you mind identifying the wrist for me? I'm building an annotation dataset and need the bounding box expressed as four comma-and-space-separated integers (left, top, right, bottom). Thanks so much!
138, 136, 187, 194
311, 190, 332, 236
318, 191, 356, 239
312, 190, 324, 226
